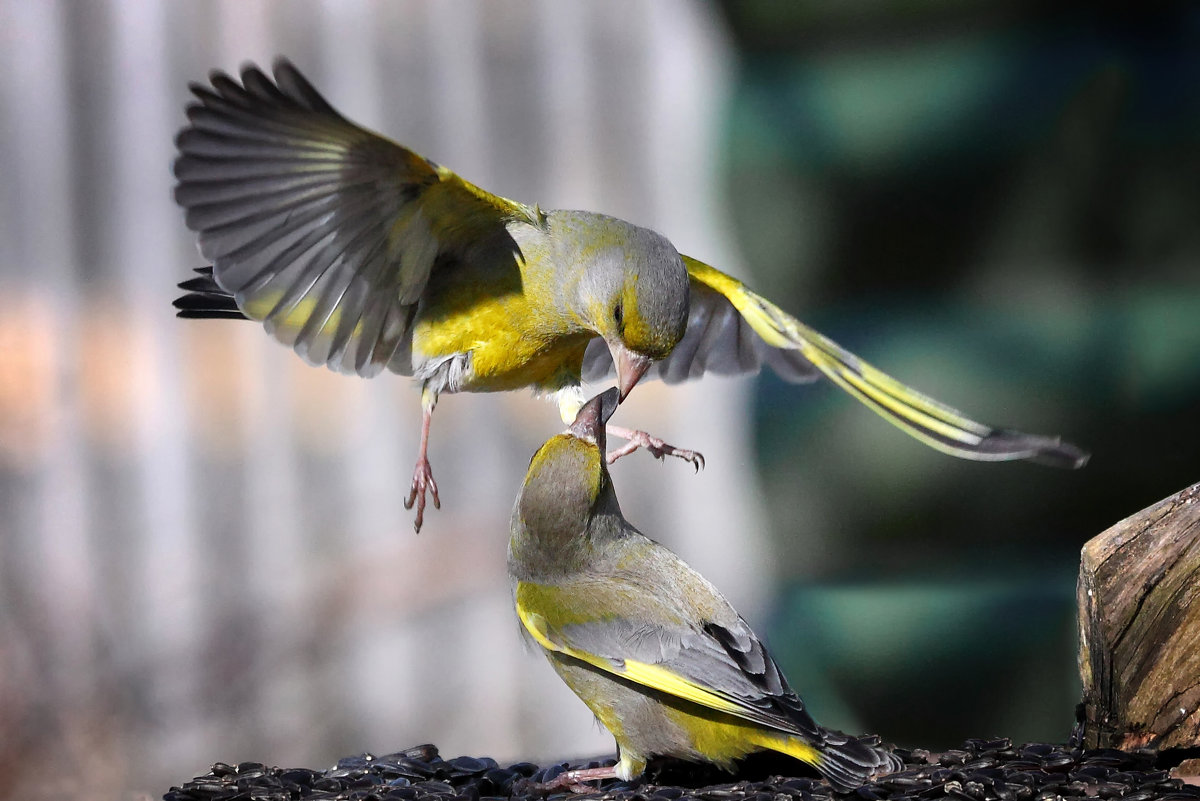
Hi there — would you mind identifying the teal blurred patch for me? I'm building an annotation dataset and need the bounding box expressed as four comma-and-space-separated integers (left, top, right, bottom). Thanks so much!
767, 573, 1079, 749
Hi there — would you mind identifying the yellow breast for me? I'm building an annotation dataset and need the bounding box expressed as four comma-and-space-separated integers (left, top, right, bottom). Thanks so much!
411, 232, 594, 392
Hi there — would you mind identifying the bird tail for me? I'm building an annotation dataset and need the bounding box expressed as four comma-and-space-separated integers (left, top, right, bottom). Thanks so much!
174, 267, 249, 320
769, 730, 903, 792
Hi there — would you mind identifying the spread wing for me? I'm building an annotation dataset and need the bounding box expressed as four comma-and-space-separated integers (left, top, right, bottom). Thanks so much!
174, 58, 543, 377
516, 579, 822, 741
584, 255, 1088, 468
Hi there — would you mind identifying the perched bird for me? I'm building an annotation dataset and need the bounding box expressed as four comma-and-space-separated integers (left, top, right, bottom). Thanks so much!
173, 59, 1087, 530
509, 388, 904, 791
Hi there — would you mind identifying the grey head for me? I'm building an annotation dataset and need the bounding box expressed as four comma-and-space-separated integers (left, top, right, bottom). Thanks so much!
553, 211, 691, 399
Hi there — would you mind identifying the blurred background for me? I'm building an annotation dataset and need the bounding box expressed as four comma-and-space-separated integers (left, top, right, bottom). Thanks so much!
0, 1, 1197, 799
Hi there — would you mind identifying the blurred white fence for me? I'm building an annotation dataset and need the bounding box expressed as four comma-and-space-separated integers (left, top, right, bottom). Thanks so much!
0, 2, 772, 798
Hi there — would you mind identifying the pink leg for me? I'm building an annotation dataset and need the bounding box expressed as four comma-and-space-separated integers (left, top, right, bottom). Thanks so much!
528, 765, 620, 794
605, 425, 705, 472
403, 394, 440, 532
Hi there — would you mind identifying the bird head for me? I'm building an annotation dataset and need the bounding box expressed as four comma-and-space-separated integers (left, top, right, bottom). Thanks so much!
571, 216, 690, 401
510, 389, 623, 575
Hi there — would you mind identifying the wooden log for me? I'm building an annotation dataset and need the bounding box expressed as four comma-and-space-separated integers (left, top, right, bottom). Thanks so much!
1077, 480, 1200, 750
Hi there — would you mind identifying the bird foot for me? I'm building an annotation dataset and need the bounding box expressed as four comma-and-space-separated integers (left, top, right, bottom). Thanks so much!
605, 425, 705, 472
518, 766, 619, 795
403, 456, 440, 532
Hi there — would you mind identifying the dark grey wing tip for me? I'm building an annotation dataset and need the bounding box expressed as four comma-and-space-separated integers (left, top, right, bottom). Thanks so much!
270, 55, 295, 74
271, 57, 339, 116
205, 67, 232, 86
986, 430, 1090, 469
173, 266, 247, 320
1033, 439, 1090, 469
186, 79, 213, 100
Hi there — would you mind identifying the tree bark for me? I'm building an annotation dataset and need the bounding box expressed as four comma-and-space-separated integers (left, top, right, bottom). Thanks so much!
1077, 481, 1200, 750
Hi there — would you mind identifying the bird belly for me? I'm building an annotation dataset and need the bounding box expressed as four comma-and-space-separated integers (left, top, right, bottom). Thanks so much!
547, 652, 783, 777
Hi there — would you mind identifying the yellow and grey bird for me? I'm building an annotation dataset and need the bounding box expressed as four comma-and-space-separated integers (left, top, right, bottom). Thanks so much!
173, 59, 1087, 530
509, 388, 903, 791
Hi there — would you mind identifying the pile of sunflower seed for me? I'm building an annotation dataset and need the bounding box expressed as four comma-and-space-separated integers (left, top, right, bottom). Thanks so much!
164, 738, 1200, 801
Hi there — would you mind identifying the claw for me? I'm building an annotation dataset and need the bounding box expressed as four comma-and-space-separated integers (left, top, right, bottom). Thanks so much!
605, 425, 704, 471
516, 765, 618, 796
403, 457, 439, 533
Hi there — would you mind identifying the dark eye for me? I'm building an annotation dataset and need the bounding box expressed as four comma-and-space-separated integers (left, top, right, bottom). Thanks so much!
613, 302, 624, 329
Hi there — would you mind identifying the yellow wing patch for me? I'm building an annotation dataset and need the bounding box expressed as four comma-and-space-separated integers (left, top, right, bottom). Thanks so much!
618, 660, 748, 718
515, 584, 752, 721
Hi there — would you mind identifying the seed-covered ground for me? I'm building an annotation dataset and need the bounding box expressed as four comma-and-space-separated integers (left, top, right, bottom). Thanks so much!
164, 739, 1200, 801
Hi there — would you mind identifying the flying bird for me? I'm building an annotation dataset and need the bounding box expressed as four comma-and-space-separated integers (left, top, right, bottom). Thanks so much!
173, 59, 1088, 530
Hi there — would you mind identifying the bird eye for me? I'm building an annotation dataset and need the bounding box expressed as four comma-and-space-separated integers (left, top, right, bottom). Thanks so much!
613, 302, 624, 329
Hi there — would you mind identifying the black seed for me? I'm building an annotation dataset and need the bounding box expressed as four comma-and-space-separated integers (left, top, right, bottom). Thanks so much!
507, 762, 541, 778
280, 767, 318, 783
1040, 754, 1076, 771
887, 777, 932, 790
779, 778, 817, 791
1108, 771, 1138, 786
536, 763, 567, 783
447, 755, 493, 775
412, 780, 454, 792
1006, 772, 1037, 786
191, 782, 225, 794
1121, 791, 1156, 801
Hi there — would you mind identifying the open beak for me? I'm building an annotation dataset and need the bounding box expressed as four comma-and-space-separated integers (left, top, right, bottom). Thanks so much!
610, 342, 652, 402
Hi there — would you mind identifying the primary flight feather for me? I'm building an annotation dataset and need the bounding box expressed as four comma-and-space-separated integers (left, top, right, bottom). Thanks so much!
173, 59, 1088, 530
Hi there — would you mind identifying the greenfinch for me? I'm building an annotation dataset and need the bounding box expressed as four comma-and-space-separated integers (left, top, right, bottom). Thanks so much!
509, 388, 903, 791
173, 59, 1087, 530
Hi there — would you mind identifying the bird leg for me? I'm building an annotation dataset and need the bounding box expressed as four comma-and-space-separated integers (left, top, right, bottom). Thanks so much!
523, 765, 620, 795
403, 392, 440, 532
605, 425, 705, 471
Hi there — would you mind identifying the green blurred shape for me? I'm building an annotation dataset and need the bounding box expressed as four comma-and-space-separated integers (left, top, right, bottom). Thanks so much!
768, 574, 1079, 749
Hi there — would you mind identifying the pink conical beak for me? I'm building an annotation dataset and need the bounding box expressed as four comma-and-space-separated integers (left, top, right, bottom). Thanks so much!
611, 343, 652, 402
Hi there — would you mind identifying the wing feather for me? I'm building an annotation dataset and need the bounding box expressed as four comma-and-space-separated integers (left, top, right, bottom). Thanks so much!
174, 58, 542, 377
516, 580, 821, 741
586, 255, 1087, 467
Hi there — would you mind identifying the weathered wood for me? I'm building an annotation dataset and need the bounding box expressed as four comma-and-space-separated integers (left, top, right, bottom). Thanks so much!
1078, 481, 1200, 750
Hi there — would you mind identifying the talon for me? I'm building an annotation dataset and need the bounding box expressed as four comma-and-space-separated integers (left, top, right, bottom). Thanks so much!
605, 425, 704, 471
406, 457, 438, 533
519, 766, 618, 796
